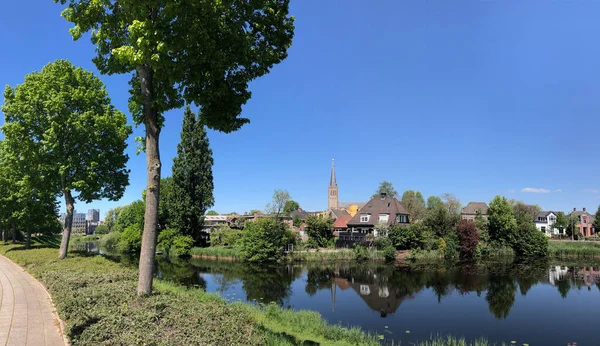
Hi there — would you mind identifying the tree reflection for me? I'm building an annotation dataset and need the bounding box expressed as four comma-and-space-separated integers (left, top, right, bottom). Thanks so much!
485, 275, 517, 319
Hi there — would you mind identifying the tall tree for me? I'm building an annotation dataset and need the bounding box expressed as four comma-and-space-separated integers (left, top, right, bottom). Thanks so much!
553, 211, 569, 235
512, 201, 540, 225
1, 60, 131, 259
442, 193, 462, 221
56, 0, 295, 295
266, 189, 291, 218
427, 196, 444, 211
374, 181, 398, 198
488, 196, 517, 246
593, 205, 600, 234
206, 210, 219, 216
170, 106, 214, 244
401, 190, 427, 221
283, 200, 300, 215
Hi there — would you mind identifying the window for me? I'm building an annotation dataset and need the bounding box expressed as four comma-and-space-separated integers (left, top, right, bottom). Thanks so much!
583, 217, 588, 224
541, 226, 546, 233
397, 214, 408, 223
360, 214, 370, 222
387, 203, 391, 208
360, 285, 371, 295
378, 214, 389, 223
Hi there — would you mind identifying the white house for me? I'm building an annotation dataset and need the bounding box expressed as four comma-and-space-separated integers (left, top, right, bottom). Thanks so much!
534, 211, 562, 236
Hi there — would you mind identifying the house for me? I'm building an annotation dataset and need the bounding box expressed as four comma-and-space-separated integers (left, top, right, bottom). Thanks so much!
202, 215, 229, 233
342, 193, 410, 241
570, 208, 596, 237
332, 209, 352, 236
461, 202, 488, 221
534, 211, 560, 236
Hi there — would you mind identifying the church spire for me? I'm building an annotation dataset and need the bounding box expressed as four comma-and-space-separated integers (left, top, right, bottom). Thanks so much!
330, 159, 337, 186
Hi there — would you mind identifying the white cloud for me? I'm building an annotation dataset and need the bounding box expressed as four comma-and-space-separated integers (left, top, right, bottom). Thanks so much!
554, 189, 563, 193
583, 189, 599, 194
521, 188, 550, 193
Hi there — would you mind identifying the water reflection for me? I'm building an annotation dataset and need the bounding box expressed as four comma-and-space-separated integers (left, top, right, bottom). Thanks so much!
154, 259, 600, 321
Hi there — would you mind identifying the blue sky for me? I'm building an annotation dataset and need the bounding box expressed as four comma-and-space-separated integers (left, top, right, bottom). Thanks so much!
1, 1, 600, 219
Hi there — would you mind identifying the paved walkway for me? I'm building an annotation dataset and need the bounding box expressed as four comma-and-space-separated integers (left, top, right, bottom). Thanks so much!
0, 255, 66, 346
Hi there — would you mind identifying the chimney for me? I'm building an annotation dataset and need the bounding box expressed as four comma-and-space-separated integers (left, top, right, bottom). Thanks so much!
573, 207, 577, 212
583, 207, 587, 212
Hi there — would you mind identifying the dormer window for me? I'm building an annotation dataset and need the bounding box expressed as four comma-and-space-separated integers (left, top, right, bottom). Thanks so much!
379, 214, 389, 223
387, 203, 391, 208
360, 214, 370, 222
397, 214, 408, 223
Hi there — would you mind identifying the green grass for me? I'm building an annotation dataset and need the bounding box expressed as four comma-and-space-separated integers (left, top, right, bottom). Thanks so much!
287, 249, 384, 262
190, 246, 241, 259
0, 240, 379, 345
548, 240, 600, 259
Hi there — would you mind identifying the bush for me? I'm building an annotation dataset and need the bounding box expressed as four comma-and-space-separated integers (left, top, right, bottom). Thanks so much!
238, 218, 295, 263
209, 227, 243, 248
457, 220, 480, 260
373, 236, 392, 250
382, 245, 396, 263
118, 224, 142, 252
305, 215, 334, 248
158, 228, 193, 257
443, 232, 459, 261
388, 224, 423, 250
94, 224, 109, 235
513, 223, 548, 258
436, 237, 446, 251
99, 231, 121, 249
353, 244, 370, 261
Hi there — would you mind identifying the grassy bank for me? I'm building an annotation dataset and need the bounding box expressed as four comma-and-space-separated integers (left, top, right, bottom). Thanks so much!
191, 247, 385, 262
0, 242, 378, 345
549, 240, 600, 259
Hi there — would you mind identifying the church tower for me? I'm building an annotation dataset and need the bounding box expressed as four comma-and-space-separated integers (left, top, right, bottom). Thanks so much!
328, 159, 338, 210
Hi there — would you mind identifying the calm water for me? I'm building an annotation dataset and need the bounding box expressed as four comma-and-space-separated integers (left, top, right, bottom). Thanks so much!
76, 243, 600, 345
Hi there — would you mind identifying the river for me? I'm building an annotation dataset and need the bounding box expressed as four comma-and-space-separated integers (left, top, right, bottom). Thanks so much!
75, 242, 600, 345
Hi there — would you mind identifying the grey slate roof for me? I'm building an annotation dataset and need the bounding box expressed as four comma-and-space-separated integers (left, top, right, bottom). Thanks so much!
347, 194, 409, 227
462, 202, 489, 215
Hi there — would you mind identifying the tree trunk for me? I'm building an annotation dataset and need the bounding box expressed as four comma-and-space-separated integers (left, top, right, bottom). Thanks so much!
25, 229, 31, 250
59, 190, 75, 259
137, 65, 161, 297
11, 221, 16, 244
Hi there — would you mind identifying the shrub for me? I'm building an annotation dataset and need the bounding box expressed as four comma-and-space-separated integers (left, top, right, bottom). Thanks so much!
210, 227, 243, 248
457, 220, 480, 260
353, 244, 369, 261
373, 236, 392, 250
388, 224, 422, 250
443, 232, 459, 261
382, 245, 396, 263
436, 237, 446, 251
94, 224, 109, 235
513, 222, 548, 258
118, 224, 142, 252
305, 215, 334, 248
99, 231, 121, 249
238, 218, 294, 263
158, 228, 194, 257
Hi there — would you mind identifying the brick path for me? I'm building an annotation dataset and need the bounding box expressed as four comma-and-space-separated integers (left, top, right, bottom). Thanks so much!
0, 255, 66, 346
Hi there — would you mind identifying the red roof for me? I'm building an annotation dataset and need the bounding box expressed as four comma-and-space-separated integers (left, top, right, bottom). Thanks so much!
333, 213, 352, 228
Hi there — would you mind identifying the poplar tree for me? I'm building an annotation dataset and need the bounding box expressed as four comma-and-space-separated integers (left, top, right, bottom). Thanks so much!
1, 60, 131, 258
170, 106, 214, 244
55, 0, 295, 295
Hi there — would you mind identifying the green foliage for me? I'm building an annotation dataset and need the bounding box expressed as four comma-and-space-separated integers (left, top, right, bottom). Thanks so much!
353, 244, 370, 261
94, 224, 109, 235
513, 222, 548, 258
382, 245, 396, 263
426, 196, 444, 211
293, 215, 302, 228
594, 205, 600, 233
436, 237, 447, 252
115, 200, 145, 233
512, 201, 541, 225
548, 241, 600, 259
190, 247, 241, 259
206, 210, 219, 216
553, 212, 569, 234
168, 106, 214, 244
401, 190, 427, 221
442, 232, 459, 261
373, 181, 398, 198
99, 231, 121, 249
157, 228, 194, 257
265, 189, 291, 217
283, 200, 300, 215
104, 206, 124, 232
238, 218, 294, 263
388, 224, 424, 250
488, 196, 517, 246
566, 213, 580, 239
209, 228, 243, 248
424, 201, 455, 238
305, 215, 334, 248
118, 224, 142, 252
